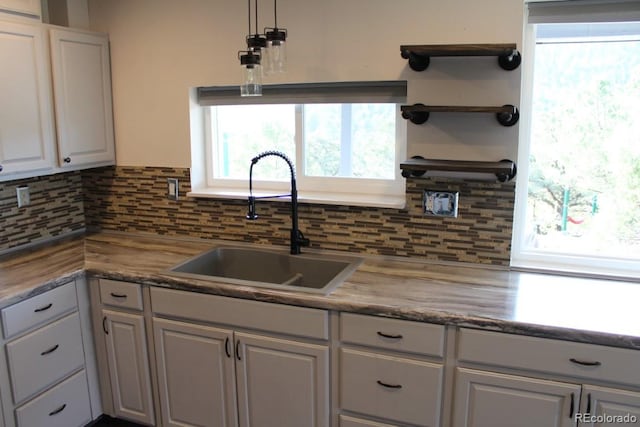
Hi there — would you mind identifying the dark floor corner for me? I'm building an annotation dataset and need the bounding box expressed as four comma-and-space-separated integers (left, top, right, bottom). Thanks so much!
87, 415, 147, 427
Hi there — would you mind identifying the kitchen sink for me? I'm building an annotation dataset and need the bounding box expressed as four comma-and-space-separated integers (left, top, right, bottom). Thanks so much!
166, 247, 362, 294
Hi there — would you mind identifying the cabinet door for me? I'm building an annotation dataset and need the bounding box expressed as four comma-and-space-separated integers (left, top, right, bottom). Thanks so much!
153, 317, 238, 427
235, 332, 329, 427
103, 309, 154, 426
580, 385, 640, 426
49, 28, 115, 168
453, 368, 580, 427
0, 0, 41, 16
0, 21, 55, 178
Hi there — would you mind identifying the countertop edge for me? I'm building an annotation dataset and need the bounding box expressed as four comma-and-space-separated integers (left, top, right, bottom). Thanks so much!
86, 269, 640, 351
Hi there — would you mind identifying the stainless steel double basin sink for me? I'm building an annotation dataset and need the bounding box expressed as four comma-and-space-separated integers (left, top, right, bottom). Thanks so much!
166, 246, 362, 294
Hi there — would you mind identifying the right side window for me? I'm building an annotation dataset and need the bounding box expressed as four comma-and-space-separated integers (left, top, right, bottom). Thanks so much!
512, 19, 640, 278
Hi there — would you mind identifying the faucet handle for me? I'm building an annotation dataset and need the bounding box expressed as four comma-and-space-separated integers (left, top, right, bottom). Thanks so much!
296, 230, 310, 247
246, 196, 258, 220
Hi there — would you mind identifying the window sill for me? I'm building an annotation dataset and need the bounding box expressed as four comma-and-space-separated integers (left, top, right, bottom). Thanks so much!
187, 189, 406, 209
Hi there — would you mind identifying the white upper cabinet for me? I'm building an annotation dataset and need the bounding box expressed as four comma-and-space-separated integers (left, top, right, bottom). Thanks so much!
49, 28, 115, 168
0, 21, 55, 177
0, 0, 41, 17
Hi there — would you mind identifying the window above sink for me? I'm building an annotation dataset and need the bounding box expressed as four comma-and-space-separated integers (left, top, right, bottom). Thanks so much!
188, 81, 408, 209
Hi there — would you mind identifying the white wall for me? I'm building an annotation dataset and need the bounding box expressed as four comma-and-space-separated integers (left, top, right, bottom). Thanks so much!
88, 0, 524, 168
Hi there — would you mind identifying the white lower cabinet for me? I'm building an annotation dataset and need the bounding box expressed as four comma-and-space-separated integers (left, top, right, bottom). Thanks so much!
153, 318, 237, 427
235, 332, 329, 427
453, 368, 579, 427
102, 309, 155, 426
455, 328, 640, 427
14, 370, 91, 427
339, 313, 446, 427
579, 385, 640, 427
0, 280, 97, 427
151, 286, 329, 427
153, 317, 330, 427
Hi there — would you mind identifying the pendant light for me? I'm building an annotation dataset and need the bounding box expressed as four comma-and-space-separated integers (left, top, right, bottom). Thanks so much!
239, 0, 266, 96
264, 0, 287, 74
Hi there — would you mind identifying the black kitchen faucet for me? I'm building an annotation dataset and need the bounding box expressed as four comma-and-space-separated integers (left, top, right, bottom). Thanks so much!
246, 150, 310, 254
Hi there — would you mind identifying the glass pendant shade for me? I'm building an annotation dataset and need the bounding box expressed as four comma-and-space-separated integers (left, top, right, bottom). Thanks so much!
240, 51, 262, 96
265, 28, 287, 73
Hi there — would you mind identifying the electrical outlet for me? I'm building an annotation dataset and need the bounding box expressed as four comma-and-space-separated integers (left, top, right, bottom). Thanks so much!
424, 190, 459, 217
17, 186, 31, 207
167, 178, 179, 200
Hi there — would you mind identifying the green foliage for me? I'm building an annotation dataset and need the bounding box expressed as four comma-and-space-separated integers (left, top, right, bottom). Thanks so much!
528, 39, 640, 255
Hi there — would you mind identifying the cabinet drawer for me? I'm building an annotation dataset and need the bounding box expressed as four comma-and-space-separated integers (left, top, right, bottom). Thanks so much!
151, 287, 328, 340
15, 370, 91, 427
99, 279, 143, 310
341, 312, 445, 357
458, 328, 640, 387
2, 282, 77, 339
7, 312, 85, 404
340, 348, 443, 427
340, 415, 398, 427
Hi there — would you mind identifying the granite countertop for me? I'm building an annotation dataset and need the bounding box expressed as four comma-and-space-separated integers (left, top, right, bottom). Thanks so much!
1, 232, 639, 350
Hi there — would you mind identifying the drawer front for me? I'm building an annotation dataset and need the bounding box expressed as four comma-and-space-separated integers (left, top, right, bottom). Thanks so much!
15, 370, 91, 427
99, 279, 143, 310
340, 415, 398, 427
341, 312, 445, 357
7, 312, 85, 404
458, 328, 640, 387
2, 282, 77, 339
151, 287, 328, 340
340, 348, 443, 427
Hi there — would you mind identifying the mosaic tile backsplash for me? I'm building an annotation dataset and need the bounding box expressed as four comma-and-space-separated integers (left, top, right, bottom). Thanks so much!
82, 166, 515, 266
0, 172, 85, 251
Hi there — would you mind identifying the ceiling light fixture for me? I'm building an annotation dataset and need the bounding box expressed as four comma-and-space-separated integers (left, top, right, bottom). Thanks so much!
239, 0, 266, 96
264, 0, 287, 74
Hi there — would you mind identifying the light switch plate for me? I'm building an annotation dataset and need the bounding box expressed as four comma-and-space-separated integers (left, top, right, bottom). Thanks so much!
16, 186, 30, 207
167, 178, 179, 200
423, 190, 459, 217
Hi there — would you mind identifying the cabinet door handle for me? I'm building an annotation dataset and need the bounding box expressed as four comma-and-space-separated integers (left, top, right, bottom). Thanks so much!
586, 393, 592, 414
48, 404, 67, 416
377, 331, 403, 339
40, 344, 59, 356
0, 165, 3, 172
225, 337, 231, 358
34, 303, 53, 313
235, 340, 242, 361
110, 292, 128, 299
569, 358, 602, 367
377, 380, 402, 389
103, 316, 109, 334
63, 157, 71, 163
569, 392, 575, 419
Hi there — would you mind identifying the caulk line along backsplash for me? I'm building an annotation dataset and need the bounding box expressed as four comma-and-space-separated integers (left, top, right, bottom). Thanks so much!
81, 166, 515, 266
0, 172, 85, 251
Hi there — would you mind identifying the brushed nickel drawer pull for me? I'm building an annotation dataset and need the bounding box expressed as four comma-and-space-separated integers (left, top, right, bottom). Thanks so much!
110, 292, 128, 299
377, 331, 403, 339
34, 303, 53, 313
40, 344, 59, 356
377, 380, 402, 389
49, 404, 66, 416
569, 358, 602, 367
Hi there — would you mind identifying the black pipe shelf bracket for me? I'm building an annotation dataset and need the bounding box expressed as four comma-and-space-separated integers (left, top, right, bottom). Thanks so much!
400, 104, 519, 127
400, 157, 517, 182
400, 43, 521, 71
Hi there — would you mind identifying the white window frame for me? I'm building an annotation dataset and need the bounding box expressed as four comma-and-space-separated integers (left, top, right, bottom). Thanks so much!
189, 82, 407, 209
511, 1, 640, 280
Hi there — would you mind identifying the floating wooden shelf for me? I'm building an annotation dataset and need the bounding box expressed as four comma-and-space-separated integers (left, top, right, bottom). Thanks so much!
400, 104, 519, 127
400, 157, 517, 182
400, 43, 521, 71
